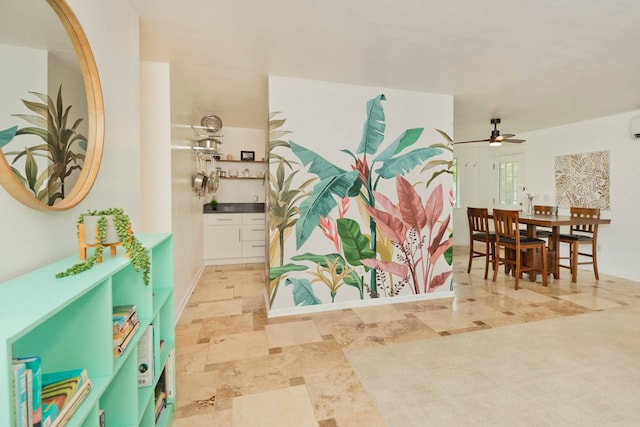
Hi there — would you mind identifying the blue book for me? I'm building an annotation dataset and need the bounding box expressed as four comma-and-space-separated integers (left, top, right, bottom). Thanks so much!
12, 361, 29, 427
15, 356, 42, 427
42, 403, 59, 427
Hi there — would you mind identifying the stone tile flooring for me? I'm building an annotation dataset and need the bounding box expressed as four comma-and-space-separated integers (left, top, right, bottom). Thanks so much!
173, 247, 640, 426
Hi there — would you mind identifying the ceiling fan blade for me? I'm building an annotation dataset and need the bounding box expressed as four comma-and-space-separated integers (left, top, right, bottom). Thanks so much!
453, 139, 490, 144
503, 138, 526, 143
501, 133, 515, 139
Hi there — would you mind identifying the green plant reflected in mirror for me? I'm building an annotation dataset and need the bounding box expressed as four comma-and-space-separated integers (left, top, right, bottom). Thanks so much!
0, 0, 104, 210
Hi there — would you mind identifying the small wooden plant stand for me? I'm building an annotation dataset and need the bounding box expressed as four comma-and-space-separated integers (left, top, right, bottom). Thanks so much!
78, 223, 132, 263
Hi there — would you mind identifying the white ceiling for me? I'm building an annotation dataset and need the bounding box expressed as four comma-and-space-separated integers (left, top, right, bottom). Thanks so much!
131, 0, 640, 141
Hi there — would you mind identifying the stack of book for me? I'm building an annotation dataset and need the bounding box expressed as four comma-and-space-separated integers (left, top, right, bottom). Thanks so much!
12, 355, 42, 427
113, 304, 140, 357
41, 368, 92, 427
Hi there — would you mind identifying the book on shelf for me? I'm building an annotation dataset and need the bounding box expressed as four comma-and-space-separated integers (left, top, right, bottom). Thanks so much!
41, 368, 92, 427
113, 318, 138, 346
112, 304, 138, 332
12, 361, 29, 427
113, 320, 140, 357
113, 304, 138, 337
42, 404, 59, 427
137, 324, 154, 387
49, 381, 91, 427
154, 391, 166, 423
165, 349, 176, 399
14, 355, 42, 427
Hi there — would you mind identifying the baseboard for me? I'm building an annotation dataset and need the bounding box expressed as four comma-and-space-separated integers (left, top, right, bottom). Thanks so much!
267, 289, 456, 318
174, 264, 205, 325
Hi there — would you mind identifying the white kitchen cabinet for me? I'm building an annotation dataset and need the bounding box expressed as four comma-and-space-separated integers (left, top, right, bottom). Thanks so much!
204, 214, 242, 260
241, 213, 266, 259
204, 213, 265, 264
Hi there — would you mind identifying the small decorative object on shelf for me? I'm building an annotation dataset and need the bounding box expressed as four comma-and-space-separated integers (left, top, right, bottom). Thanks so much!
209, 198, 218, 210
240, 150, 255, 161
56, 208, 151, 285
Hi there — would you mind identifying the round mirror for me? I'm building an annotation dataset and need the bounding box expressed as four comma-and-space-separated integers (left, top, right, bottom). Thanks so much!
0, 0, 104, 210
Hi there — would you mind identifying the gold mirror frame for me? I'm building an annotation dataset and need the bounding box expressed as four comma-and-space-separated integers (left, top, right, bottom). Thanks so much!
0, 0, 104, 210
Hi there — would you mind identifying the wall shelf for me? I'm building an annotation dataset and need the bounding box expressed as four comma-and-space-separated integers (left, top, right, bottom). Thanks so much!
0, 233, 176, 427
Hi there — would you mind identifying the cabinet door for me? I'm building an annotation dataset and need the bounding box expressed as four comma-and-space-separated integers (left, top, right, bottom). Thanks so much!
205, 225, 242, 259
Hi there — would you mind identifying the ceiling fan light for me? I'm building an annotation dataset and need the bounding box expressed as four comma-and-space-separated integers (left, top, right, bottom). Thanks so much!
489, 141, 502, 147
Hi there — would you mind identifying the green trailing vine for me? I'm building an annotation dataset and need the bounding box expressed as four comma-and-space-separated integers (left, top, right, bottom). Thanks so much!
56, 208, 151, 285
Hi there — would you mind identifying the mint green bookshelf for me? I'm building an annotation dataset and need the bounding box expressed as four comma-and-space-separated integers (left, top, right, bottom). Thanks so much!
0, 233, 176, 427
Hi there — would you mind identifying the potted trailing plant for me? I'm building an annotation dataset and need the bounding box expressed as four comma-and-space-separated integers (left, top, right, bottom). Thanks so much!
56, 208, 151, 285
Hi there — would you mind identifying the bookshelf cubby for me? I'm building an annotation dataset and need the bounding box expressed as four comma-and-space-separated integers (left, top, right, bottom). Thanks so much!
0, 233, 176, 427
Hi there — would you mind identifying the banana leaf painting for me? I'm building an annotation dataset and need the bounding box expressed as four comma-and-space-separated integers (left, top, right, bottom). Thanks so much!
2, 85, 87, 205
268, 93, 453, 309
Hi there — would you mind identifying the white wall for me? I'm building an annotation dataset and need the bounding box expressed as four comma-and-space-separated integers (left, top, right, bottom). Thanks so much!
140, 61, 172, 233
455, 109, 640, 281
212, 126, 266, 203
0, 0, 141, 282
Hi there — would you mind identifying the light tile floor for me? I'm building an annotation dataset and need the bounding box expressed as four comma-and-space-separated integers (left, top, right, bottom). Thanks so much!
173, 247, 640, 426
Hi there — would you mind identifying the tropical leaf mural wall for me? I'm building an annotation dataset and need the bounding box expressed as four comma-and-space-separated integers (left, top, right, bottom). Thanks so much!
268, 88, 453, 311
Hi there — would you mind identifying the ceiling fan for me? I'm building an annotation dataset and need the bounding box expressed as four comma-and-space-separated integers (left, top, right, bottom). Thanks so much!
454, 118, 526, 146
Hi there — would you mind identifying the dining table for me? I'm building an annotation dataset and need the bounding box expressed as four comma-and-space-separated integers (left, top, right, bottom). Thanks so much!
489, 211, 611, 281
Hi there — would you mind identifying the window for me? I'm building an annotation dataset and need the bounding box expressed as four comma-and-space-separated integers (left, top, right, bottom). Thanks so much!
494, 154, 524, 208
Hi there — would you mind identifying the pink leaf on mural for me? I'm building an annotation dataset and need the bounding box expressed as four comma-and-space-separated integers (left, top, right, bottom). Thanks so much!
366, 206, 407, 243
397, 175, 426, 230
372, 191, 401, 218
428, 271, 452, 292
428, 215, 451, 255
424, 183, 444, 230
430, 238, 453, 265
361, 258, 409, 279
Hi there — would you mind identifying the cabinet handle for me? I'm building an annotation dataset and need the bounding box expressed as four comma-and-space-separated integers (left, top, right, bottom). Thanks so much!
218, 218, 233, 221
238, 229, 241, 241
252, 245, 265, 248
251, 228, 264, 232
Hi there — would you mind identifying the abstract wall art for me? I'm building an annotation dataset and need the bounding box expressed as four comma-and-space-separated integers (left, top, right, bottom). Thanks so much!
555, 150, 609, 209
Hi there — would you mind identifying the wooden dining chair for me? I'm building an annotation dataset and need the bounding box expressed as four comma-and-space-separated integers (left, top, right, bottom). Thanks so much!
467, 207, 496, 279
532, 205, 554, 238
558, 207, 600, 282
492, 209, 548, 289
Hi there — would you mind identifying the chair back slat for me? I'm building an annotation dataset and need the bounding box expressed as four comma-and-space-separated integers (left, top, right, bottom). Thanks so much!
492, 209, 520, 240
533, 205, 554, 216
467, 207, 490, 234
569, 207, 600, 235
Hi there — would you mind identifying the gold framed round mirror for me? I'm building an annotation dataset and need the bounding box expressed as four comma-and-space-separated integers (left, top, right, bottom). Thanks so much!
0, 0, 104, 210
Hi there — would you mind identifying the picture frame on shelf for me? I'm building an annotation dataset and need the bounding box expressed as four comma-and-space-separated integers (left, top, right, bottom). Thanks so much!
240, 150, 255, 161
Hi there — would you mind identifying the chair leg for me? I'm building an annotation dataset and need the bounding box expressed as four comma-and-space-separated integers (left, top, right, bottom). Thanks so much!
492, 252, 500, 283
571, 242, 578, 282
467, 241, 474, 273
514, 248, 520, 290
483, 245, 490, 279
592, 240, 599, 280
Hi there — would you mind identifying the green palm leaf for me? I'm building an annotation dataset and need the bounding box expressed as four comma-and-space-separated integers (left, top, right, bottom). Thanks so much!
0, 126, 17, 147
289, 140, 347, 179
295, 171, 359, 248
375, 147, 443, 179
269, 263, 309, 281
373, 128, 424, 163
356, 94, 386, 155
336, 218, 375, 266
285, 278, 321, 306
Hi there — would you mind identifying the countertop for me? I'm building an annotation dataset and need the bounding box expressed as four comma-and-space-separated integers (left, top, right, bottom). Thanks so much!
203, 202, 265, 214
